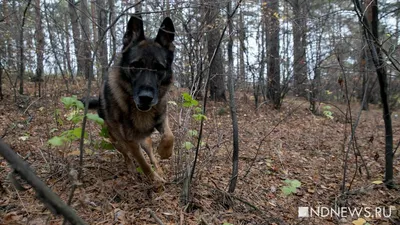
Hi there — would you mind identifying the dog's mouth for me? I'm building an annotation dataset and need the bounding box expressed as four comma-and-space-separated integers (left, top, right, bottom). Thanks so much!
136, 104, 152, 112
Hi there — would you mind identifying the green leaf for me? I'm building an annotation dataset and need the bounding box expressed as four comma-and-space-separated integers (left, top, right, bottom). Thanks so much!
191, 99, 199, 106
284, 179, 292, 184
61, 96, 84, 110
323, 110, 334, 119
100, 140, 114, 150
48, 136, 66, 146
75, 101, 84, 110
193, 114, 207, 121
71, 127, 88, 139
223, 223, 234, 225
291, 179, 301, 188
182, 92, 192, 102
87, 113, 104, 125
195, 107, 202, 113
183, 101, 193, 107
182, 92, 198, 107
61, 96, 76, 109
282, 186, 295, 196
136, 167, 143, 174
99, 126, 109, 138
188, 130, 198, 137
183, 141, 194, 150
67, 112, 84, 124
323, 105, 331, 110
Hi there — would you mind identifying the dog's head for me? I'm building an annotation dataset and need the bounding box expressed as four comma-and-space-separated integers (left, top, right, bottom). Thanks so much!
121, 15, 175, 112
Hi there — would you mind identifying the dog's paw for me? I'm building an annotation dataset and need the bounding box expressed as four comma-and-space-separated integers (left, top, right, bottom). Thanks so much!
150, 171, 166, 189
157, 136, 174, 159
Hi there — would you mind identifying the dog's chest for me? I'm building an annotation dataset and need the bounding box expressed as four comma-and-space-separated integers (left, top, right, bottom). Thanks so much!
131, 111, 156, 133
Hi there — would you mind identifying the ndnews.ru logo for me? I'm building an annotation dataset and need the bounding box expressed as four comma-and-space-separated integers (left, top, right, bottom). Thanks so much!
298, 206, 393, 218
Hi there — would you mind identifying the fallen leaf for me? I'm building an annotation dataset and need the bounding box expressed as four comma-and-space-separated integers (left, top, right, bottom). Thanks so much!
68, 150, 81, 156
18, 136, 29, 141
372, 180, 383, 185
352, 218, 366, 225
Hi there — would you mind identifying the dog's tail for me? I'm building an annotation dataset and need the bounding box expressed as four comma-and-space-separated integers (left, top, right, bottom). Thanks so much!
79, 97, 100, 109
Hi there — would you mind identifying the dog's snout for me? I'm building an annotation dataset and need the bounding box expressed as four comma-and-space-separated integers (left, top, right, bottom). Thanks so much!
138, 90, 154, 105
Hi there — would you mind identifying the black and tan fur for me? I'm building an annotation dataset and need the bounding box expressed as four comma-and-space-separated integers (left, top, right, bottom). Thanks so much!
89, 15, 175, 183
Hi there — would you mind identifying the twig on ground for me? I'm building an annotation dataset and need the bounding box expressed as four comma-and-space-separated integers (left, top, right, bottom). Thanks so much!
148, 208, 165, 225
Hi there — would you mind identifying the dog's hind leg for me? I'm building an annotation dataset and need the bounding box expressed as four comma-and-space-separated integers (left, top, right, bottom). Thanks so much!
140, 137, 164, 177
156, 117, 174, 159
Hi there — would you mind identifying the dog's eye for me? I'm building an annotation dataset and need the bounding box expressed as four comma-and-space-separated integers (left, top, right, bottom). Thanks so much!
154, 63, 166, 71
130, 61, 144, 69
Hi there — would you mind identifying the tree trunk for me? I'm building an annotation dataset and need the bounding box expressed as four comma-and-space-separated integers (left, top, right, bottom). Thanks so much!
164, 0, 170, 17
68, 0, 83, 77
19, 0, 32, 95
266, 0, 281, 109
361, 0, 380, 110
80, 0, 93, 80
97, 0, 108, 80
360, 38, 369, 110
91, 1, 98, 45
3, 0, 13, 70
292, 0, 308, 98
205, 0, 226, 101
0, 63, 3, 100
369, 0, 394, 188
108, 0, 117, 64
254, 10, 266, 108
238, 7, 245, 88
135, 0, 142, 13
64, 14, 74, 80
354, 0, 394, 188
226, 2, 239, 194
35, 0, 44, 97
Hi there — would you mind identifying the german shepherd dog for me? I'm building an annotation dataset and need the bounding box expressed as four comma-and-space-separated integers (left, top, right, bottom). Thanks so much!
87, 15, 175, 183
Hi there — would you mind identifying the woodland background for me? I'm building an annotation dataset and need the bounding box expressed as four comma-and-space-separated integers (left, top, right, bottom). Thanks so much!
1, 0, 400, 224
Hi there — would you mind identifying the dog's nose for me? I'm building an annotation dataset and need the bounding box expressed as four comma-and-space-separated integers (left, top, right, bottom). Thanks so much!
138, 90, 153, 105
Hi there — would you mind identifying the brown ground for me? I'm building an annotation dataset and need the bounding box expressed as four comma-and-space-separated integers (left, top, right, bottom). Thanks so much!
0, 79, 400, 225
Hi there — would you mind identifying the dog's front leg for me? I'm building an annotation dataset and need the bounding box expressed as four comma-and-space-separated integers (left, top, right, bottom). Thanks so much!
125, 141, 165, 183
156, 117, 174, 159
140, 137, 164, 177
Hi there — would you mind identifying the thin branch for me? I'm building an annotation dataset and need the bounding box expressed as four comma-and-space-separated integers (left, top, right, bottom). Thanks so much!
0, 139, 86, 225
190, 0, 243, 183
148, 209, 165, 225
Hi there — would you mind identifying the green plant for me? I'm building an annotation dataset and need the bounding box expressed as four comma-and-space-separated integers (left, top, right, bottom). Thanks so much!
180, 93, 207, 151
322, 105, 334, 119
281, 179, 301, 196
48, 96, 113, 150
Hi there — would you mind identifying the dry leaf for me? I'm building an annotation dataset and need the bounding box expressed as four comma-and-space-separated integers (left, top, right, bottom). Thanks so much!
352, 218, 366, 225
372, 180, 383, 184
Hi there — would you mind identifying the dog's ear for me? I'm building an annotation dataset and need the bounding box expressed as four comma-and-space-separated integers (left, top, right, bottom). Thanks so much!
155, 17, 175, 49
123, 15, 145, 46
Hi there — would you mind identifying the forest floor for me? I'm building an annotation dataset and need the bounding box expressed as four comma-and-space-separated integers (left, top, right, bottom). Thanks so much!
1, 79, 400, 225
